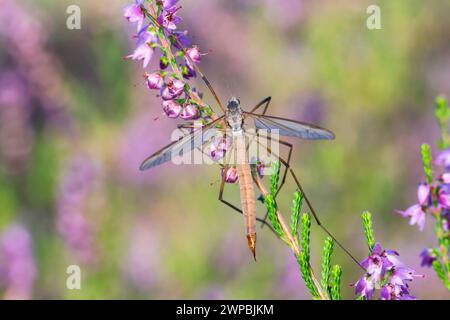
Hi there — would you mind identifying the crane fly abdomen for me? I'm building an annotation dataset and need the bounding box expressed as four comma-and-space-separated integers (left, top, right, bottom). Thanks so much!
235, 133, 257, 260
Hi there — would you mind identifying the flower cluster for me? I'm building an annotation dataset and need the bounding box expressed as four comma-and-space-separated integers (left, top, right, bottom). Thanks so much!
123, 0, 209, 122
398, 150, 450, 232
354, 243, 423, 300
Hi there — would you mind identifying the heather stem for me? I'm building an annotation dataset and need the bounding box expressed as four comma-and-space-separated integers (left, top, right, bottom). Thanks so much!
421, 144, 433, 184
254, 169, 327, 300
435, 96, 450, 150
330, 265, 342, 300
361, 211, 375, 253
321, 237, 334, 299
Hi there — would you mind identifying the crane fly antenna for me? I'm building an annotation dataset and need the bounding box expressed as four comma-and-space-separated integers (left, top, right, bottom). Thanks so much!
173, 37, 226, 114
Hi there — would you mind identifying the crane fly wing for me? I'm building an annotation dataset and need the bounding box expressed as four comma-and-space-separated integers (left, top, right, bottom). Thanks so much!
243, 112, 335, 140
140, 116, 225, 171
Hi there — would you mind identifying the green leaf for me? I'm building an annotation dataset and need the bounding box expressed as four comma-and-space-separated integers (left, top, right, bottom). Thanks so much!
421, 144, 433, 184
361, 211, 375, 253
330, 265, 342, 300
435, 96, 450, 150
270, 161, 280, 196
321, 237, 334, 298
296, 213, 320, 299
264, 194, 284, 238
291, 191, 303, 240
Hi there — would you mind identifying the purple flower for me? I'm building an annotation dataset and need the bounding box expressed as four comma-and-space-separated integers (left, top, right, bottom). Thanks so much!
420, 248, 436, 267
125, 43, 153, 69
397, 204, 426, 231
435, 149, 450, 170
162, 100, 181, 118
222, 167, 238, 183
145, 72, 164, 90
381, 284, 415, 300
210, 135, 232, 162
180, 104, 199, 120
182, 64, 196, 79
0, 224, 37, 300
158, 5, 182, 31
125, 25, 157, 68
162, 0, 179, 9
172, 30, 191, 48
186, 46, 202, 64
417, 183, 431, 206
441, 172, 450, 183
354, 275, 375, 300
353, 242, 422, 300
438, 184, 450, 209
160, 77, 185, 100
123, 0, 145, 31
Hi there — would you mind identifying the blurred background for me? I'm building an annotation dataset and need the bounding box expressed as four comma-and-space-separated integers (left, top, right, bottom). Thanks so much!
0, 0, 449, 299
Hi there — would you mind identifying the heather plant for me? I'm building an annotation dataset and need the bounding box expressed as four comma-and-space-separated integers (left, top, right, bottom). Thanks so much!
398, 96, 450, 291
264, 163, 422, 300
123, 0, 425, 300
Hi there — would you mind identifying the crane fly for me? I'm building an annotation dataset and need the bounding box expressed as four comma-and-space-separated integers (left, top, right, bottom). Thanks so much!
138, 22, 361, 266
140, 96, 337, 260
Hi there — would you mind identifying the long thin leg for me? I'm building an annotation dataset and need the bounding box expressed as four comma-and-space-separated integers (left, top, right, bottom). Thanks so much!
218, 165, 277, 235
255, 133, 291, 228
250, 96, 272, 115
255, 139, 363, 268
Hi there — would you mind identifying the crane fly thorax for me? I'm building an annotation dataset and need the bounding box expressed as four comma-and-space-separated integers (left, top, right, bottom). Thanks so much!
226, 97, 243, 132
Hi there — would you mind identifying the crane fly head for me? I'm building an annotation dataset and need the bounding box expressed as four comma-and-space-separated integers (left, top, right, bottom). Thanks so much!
226, 97, 243, 131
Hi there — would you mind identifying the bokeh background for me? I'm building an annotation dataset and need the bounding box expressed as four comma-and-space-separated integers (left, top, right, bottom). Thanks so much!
0, 0, 449, 299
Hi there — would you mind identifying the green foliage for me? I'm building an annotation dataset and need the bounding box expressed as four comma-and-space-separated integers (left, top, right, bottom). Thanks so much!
330, 265, 342, 300
297, 213, 320, 299
290, 191, 303, 241
361, 211, 376, 253
435, 96, 450, 150
321, 237, 334, 298
421, 144, 433, 184
270, 161, 280, 196
432, 260, 450, 291
264, 194, 284, 238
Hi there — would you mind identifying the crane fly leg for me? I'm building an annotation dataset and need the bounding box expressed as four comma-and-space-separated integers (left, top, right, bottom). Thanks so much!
254, 138, 363, 268
250, 96, 272, 115
218, 164, 277, 236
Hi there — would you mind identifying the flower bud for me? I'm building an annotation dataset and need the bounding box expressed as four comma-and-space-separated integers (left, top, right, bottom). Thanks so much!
162, 100, 181, 118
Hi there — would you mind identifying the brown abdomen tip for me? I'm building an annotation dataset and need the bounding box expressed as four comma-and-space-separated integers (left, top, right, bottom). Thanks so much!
247, 233, 257, 261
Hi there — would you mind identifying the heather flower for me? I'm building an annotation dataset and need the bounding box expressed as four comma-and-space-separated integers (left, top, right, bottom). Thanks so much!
417, 183, 431, 206
438, 184, 450, 209
210, 135, 232, 162
435, 149, 450, 170
419, 248, 436, 267
354, 275, 376, 300
397, 204, 426, 231
145, 72, 164, 90
158, 5, 182, 30
160, 77, 185, 100
397, 183, 431, 231
186, 46, 202, 64
0, 224, 37, 300
222, 166, 238, 183
353, 242, 421, 300
123, 0, 145, 31
181, 64, 196, 79
172, 30, 191, 48
380, 283, 415, 300
125, 43, 154, 68
180, 104, 199, 120
162, 0, 179, 9
162, 100, 181, 118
